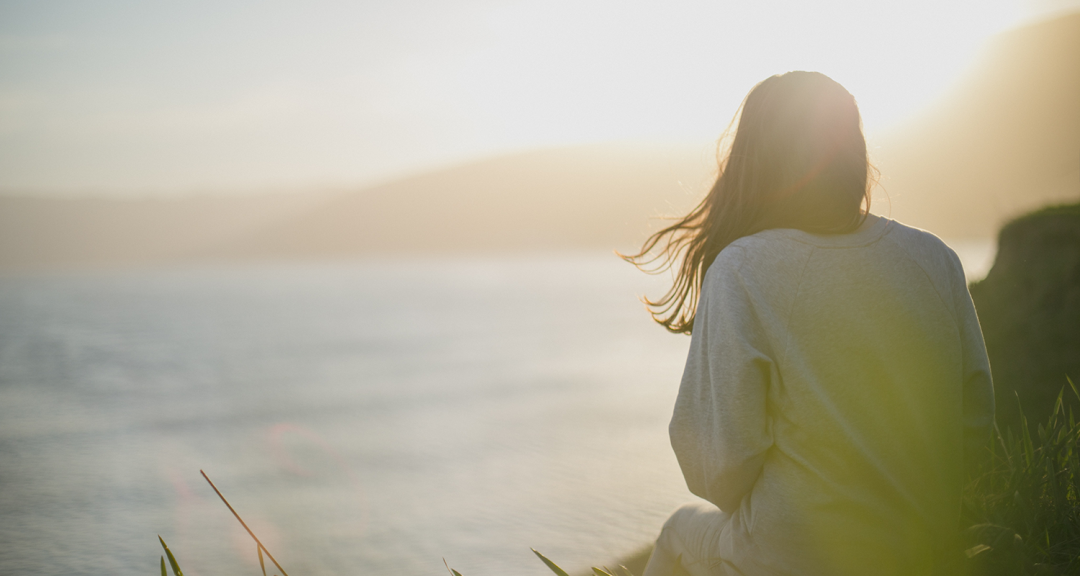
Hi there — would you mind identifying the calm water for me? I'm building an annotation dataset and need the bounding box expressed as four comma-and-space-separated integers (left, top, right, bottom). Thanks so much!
0, 243, 994, 576
0, 253, 695, 576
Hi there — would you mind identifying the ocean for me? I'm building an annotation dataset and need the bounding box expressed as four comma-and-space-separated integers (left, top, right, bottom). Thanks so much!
0, 243, 995, 576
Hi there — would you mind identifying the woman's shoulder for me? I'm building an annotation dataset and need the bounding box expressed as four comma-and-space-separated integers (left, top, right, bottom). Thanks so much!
882, 218, 966, 278
708, 231, 817, 289
738, 214, 958, 263
709, 215, 966, 288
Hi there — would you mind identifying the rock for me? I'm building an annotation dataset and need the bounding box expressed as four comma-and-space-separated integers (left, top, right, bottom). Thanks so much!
969, 203, 1080, 431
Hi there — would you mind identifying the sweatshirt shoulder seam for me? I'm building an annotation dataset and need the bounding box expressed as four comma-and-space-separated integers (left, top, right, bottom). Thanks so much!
779, 245, 817, 368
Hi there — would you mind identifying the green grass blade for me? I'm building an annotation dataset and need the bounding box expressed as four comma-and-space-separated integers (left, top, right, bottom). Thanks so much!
1020, 407, 1035, 466
199, 470, 289, 576
442, 558, 463, 576
965, 544, 992, 558
532, 548, 571, 576
592, 568, 615, 576
158, 536, 183, 576
160, 556, 166, 576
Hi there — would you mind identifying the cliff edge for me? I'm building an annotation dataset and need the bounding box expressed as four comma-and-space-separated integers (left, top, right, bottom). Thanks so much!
970, 203, 1080, 429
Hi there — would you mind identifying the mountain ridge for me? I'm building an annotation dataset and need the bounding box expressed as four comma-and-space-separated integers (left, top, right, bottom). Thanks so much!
2, 11, 1077, 270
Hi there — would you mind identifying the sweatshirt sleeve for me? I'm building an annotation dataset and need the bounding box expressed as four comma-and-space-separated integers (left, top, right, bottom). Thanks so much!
670, 248, 775, 512
950, 254, 995, 471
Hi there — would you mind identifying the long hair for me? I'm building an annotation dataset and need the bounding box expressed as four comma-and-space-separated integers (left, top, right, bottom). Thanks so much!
623, 71, 875, 334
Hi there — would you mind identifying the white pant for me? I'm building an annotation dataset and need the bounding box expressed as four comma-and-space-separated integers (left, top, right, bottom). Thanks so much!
642, 502, 733, 576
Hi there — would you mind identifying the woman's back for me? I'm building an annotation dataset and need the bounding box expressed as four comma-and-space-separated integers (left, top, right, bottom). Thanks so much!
669, 214, 994, 575
630, 71, 995, 576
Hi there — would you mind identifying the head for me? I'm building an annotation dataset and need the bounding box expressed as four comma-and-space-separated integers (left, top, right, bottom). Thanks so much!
625, 71, 874, 334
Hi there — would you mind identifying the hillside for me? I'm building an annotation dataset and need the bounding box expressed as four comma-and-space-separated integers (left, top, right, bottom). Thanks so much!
873, 11, 1080, 236
222, 7, 1080, 260
0, 144, 712, 270
206, 143, 711, 259
0, 192, 332, 271
1, 12, 1077, 270
969, 203, 1080, 429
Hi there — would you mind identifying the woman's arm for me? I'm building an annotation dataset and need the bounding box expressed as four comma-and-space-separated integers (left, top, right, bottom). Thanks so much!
669, 248, 775, 512
950, 254, 995, 473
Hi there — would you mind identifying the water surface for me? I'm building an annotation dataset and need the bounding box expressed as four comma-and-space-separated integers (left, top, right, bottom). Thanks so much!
0, 254, 692, 576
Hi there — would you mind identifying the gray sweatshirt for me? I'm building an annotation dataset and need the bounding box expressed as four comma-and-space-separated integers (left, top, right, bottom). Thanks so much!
670, 214, 995, 575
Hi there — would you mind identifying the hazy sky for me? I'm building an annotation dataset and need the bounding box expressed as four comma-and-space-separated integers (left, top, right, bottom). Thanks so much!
2, 0, 1078, 195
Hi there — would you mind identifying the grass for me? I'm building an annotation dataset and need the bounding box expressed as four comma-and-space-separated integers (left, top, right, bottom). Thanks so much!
157, 380, 1080, 576
959, 380, 1080, 575
157, 471, 288, 576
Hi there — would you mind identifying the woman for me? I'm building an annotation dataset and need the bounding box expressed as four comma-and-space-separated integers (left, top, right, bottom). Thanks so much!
625, 72, 995, 576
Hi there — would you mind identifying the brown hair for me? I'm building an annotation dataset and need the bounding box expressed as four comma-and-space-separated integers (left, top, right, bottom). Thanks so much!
623, 71, 875, 334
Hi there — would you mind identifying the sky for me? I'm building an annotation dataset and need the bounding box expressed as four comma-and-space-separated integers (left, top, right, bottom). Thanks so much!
1, 0, 1078, 196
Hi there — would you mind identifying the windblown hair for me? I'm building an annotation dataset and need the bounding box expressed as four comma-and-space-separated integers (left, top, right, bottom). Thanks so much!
623, 71, 875, 334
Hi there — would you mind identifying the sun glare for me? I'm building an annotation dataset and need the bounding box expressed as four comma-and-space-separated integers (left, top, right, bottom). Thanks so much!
467, 0, 1024, 144
0, 0, 1045, 192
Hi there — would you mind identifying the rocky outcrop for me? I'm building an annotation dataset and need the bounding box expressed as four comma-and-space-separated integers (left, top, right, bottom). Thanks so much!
969, 203, 1080, 430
